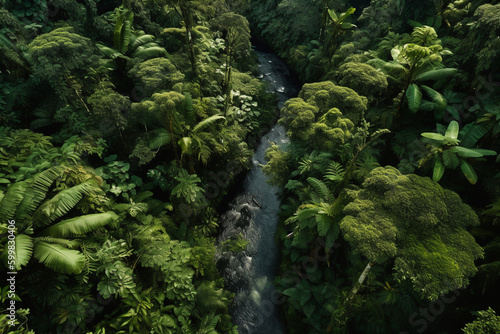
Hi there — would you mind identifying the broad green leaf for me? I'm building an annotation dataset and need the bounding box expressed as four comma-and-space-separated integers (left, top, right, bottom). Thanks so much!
130, 34, 155, 50
148, 128, 171, 149
341, 22, 356, 29
449, 146, 484, 158
345, 7, 356, 16
445, 121, 459, 140
406, 84, 422, 113
0, 181, 27, 221
2, 234, 33, 271
39, 212, 118, 238
421, 132, 447, 141
432, 157, 445, 182
414, 68, 457, 82
33, 242, 86, 274
446, 105, 461, 121
460, 160, 478, 185
327, 9, 338, 21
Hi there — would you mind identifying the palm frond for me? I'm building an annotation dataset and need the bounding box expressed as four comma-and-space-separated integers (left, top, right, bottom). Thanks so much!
0, 181, 28, 221
307, 177, 331, 202
33, 241, 86, 274
460, 123, 491, 148
420, 85, 447, 110
39, 211, 118, 238
193, 115, 226, 133
16, 166, 64, 222
32, 181, 98, 227
35, 236, 81, 249
1, 234, 33, 271
130, 34, 155, 50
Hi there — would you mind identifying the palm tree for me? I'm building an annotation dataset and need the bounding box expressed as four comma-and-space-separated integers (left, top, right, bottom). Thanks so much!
0, 166, 118, 274
178, 114, 225, 172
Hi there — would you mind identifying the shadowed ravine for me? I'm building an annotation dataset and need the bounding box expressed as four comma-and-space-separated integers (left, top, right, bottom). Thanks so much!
216, 48, 299, 334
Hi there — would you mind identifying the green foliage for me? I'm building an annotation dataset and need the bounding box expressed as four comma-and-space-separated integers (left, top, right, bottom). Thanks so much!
262, 143, 291, 187
139, 238, 196, 302
0, 307, 35, 333
0, 166, 116, 274
171, 169, 206, 206
87, 85, 131, 136
113, 8, 134, 54
298, 81, 368, 124
322, 7, 357, 58
467, 4, 500, 73
220, 233, 247, 253
128, 57, 185, 95
95, 155, 143, 201
420, 121, 497, 184
341, 166, 484, 300
28, 26, 100, 88
462, 308, 500, 334
96, 239, 136, 300
278, 82, 363, 156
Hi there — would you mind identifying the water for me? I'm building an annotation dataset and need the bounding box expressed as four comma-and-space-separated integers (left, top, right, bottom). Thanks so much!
217, 48, 299, 334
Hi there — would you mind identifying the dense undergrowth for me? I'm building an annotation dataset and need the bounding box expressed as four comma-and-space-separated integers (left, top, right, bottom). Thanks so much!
250, 0, 500, 333
0, 0, 276, 333
1, 0, 500, 333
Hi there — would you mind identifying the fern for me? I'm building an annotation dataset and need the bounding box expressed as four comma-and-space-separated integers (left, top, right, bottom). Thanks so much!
192, 115, 225, 133
194, 282, 230, 317
307, 177, 331, 202
325, 161, 345, 183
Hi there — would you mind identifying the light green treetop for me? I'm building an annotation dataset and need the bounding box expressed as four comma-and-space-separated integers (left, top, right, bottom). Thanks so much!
298, 81, 367, 124
341, 166, 483, 300
28, 27, 100, 79
128, 57, 185, 94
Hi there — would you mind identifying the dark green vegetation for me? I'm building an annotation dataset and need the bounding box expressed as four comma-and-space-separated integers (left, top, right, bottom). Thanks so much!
0, 0, 275, 333
250, 0, 500, 333
1, 0, 500, 334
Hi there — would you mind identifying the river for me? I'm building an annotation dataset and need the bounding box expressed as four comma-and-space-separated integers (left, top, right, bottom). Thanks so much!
216, 47, 299, 334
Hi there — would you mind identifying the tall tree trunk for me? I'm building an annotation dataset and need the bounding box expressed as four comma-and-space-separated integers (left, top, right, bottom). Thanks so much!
347, 261, 375, 302
180, 4, 197, 76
